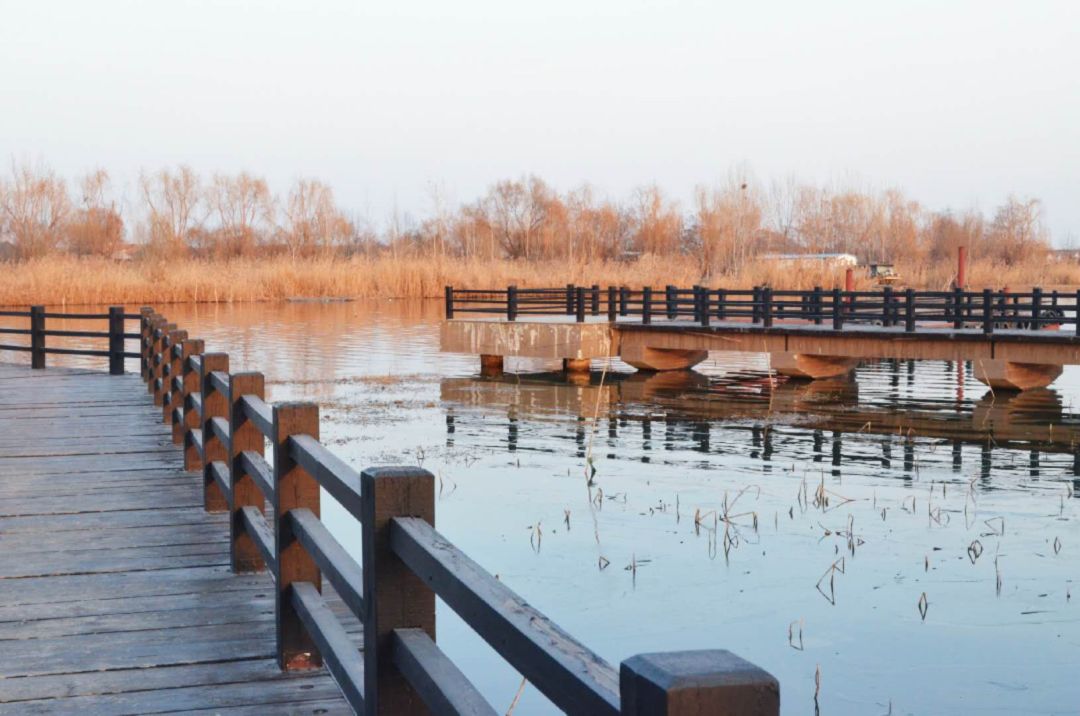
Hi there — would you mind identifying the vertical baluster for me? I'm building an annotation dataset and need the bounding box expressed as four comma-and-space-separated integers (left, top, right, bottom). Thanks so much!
273, 402, 322, 671
230, 372, 266, 572
952, 287, 963, 329
152, 322, 176, 406
619, 286, 629, 317
607, 286, 617, 322
182, 339, 206, 467
506, 285, 518, 322
700, 288, 711, 327
716, 288, 726, 321
591, 284, 600, 316
813, 286, 823, 326
565, 283, 575, 315
905, 289, 916, 332
163, 329, 188, 424
200, 353, 230, 513
1032, 287, 1043, 330
575, 287, 586, 323
361, 467, 436, 715
443, 286, 454, 319
982, 288, 993, 334
832, 288, 843, 330
139, 307, 153, 380
30, 305, 45, 369
108, 306, 125, 375
762, 287, 773, 328
665, 285, 676, 320
642, 287, 653, 325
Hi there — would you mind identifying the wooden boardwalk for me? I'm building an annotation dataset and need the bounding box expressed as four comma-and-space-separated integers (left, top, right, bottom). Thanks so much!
0, 363, 356, 715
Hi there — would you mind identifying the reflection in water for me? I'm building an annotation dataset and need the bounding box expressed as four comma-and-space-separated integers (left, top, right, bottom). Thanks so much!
441, 362, 1080, 489
4, 300, 1078, 715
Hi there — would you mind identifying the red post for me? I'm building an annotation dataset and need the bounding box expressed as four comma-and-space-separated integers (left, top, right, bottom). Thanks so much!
957, 246, 967, 290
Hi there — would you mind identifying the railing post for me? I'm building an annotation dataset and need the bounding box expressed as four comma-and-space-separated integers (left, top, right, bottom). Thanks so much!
665, 285, 676, 320
182, 339, 206, 464
576, 287, 586, 323
619, 286, 629, 317
443, 286, 454, 320
905, 289, 916, 332
982, 288, 993, 335
152, 322, 176, 406
591, 284, 600, 316
812, 286, 823, 325
762, 287, 773, 328
147, 315, 165, 395
832, 288, 843, 330
108, 306, 125, 375
882, 287, 893, 327
1075, 290, 1080, 337
361, 467, 436, 716
607, 286, 618, 322
751, 287, 761, 324
1032, 287, 1043, 329
200, 353, 230, 513
642, 287, 652, 325
700, 288, 711, 327
691, 285, 702, 323
952, 287, 964, 329
30, 305, 45, 369
230, 372, 266, 572
565, 284, 575, 315
620, 650, 779, 715
176, 338, 202, 445
163, 329, 188, 424
272, 402, 322, 671
716, 288, 726, 321
139, 307, 153, 380
507, 285, 518, 322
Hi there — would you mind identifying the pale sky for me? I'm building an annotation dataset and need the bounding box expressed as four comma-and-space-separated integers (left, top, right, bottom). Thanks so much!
2, 0, 1078, 241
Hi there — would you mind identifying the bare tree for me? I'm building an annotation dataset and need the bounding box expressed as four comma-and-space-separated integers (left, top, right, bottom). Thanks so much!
206, 172, 274, 257
0, 160, 71, 259
66, 169, 124, 257
140, 166, 205, 258
282, 178, 352, 258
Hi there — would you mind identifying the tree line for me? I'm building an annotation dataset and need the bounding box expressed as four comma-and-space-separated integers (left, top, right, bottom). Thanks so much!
0, 160, 1053, 273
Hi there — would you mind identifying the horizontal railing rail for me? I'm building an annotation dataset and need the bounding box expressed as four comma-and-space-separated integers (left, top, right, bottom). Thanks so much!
0, 305, 140, 373
445, 284, 1080, 337
137, 305, 780, 715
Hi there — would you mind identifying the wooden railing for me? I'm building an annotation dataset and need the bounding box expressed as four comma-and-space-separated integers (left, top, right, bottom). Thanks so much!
0, 305, 140, 373
446, 285, 1080, 335
139, 306, 781, 715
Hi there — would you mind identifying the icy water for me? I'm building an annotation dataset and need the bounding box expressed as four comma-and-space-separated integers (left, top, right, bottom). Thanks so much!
4, 299, 1078, 715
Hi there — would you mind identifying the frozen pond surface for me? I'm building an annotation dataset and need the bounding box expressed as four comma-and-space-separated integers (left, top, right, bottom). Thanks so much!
5, 299, 1078, 715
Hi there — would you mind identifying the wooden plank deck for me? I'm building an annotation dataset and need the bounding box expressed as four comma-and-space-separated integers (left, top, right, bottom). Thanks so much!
0, 363, 358, 715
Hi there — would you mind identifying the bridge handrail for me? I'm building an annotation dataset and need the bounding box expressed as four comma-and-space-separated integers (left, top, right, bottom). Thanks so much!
0, 305, 138, 372
136, 306, 780, 716
445, 285, 1080, 335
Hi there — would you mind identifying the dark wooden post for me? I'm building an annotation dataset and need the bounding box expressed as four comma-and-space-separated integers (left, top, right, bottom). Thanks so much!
832, 288, 843, 330
1075, 290, 1080, 336
607, 286, 618, 322
811, 286, 822, 325
507, 285, 518, 322
139, 307, 153, 380
691, 285, 702, 323
982, 288, 993, 335
905, 288, 916, 333
443, 286, 454, 320
272, 402, 322, 671
174, 338, 201, 445
619, 286, 629, 316
147, 315, 165, 395
565, 284, 575, 315
108, 306, 125, 375
575, 287, 586, 323
361, 467, 436, 716
751, 287, 761, 324
30, 305, 45, 369
642, 287, 652, 325
620, 650, 779, 716
200, 353, 230, 513
591, 284, 600, 316
181, 339, 205, 459
230, 372, 266, 572
952, 287, 963, 329
882, 287, 893, 327
700, 288, 711, 327
163, 329, 188, 425
715, 288, 726, 321
152, 322, 176, 406
1032, 287, 1043, 330
762, 288, 773, 328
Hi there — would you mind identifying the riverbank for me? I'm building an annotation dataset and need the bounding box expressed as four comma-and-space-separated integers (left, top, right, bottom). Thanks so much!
1, 255, 1077, 306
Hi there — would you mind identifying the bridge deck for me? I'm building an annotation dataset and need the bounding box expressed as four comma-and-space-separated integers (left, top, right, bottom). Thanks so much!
0, 363, 356, 715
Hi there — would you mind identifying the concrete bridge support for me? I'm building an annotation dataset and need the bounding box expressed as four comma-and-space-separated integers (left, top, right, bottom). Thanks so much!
973, 360, 1063, 391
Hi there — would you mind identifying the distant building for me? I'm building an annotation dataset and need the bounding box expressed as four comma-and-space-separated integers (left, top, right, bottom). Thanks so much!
1051, 248, 1080, 263
760, 252, 858, 268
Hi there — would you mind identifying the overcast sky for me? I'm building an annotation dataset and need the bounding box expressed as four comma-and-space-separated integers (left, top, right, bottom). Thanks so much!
1, 0, 1077, 241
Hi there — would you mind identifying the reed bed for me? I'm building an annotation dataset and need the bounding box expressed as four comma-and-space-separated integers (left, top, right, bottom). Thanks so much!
1, 254, 1079, 307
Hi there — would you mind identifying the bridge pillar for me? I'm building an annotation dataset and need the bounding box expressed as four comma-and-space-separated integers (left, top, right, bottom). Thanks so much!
771, 352, 860, 380
563, 357, 591, 374
973, 360, 1063, 391
479, 354, 503, 377
622, 345, 708, 372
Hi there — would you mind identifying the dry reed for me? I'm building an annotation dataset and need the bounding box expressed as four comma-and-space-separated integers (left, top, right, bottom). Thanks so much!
2, 254, 1080, 307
